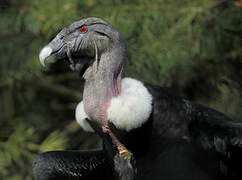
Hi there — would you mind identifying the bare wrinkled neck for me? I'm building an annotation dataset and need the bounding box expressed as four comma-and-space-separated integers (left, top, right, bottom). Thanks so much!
83, 43, 126, 126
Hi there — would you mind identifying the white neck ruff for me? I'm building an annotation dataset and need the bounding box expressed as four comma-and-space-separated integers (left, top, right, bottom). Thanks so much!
75, 77, 153, 132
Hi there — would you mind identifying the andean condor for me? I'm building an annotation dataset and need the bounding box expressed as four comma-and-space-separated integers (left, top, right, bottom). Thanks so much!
33, 17, 242, 180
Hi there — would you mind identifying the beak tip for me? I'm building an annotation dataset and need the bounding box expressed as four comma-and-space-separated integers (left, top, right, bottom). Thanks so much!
40, 59, 46, 67
39, 46, 52, 67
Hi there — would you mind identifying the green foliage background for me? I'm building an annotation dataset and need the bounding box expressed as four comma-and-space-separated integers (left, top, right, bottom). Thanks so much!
0, 0, 241, 179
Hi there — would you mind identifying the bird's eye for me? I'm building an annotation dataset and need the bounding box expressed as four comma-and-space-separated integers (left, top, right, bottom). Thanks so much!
80, 26, 87, 33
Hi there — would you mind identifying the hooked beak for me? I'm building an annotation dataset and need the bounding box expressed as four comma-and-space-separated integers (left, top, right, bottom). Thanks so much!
39, 44, 90, 77
39, 33, 67, 67
39, 39, 98, 76
39, 46, 55, 67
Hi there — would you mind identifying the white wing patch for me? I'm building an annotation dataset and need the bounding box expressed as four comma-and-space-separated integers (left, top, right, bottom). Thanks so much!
107, 78, 152, 131
75, 78, 153, 132
75, 101, 94, 132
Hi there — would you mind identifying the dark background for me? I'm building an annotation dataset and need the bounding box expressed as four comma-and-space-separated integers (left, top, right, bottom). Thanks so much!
0, 0, 242, 179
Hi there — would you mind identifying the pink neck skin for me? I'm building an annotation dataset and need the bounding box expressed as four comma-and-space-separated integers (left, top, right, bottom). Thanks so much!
83, 38, 126, 133
102, 67, 123, 133
83, 66, 123, 133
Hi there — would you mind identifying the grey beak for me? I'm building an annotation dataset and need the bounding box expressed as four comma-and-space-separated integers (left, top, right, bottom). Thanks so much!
39, 46, 55, 67
39, 34, 66, 67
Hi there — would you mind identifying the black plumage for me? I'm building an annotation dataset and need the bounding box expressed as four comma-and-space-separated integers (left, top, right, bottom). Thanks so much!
34, 17, 242, 180
33, 84, 242, 180
33, 150, 113, 180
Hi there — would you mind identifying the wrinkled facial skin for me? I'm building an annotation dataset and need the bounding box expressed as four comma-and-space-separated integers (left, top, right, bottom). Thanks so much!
40, 17, 114, 72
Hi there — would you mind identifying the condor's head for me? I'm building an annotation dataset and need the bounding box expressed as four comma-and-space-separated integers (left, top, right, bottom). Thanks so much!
39, 17, 126, 76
